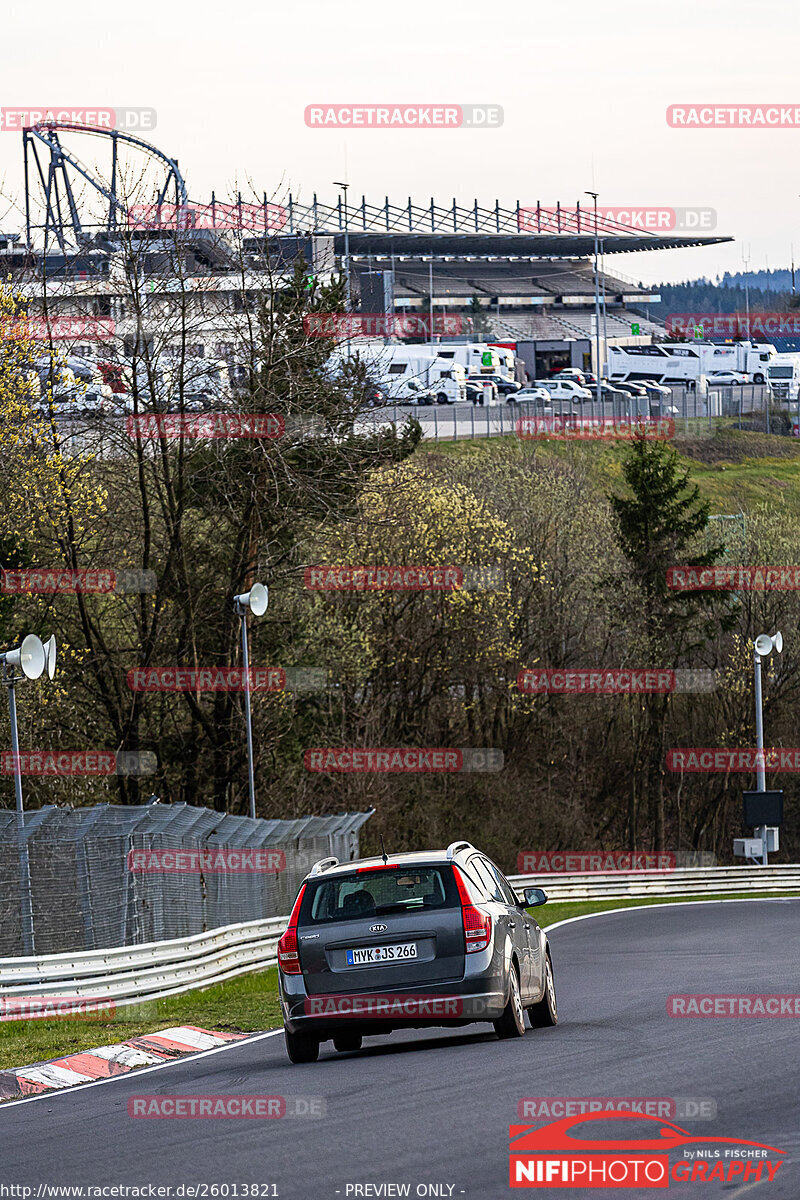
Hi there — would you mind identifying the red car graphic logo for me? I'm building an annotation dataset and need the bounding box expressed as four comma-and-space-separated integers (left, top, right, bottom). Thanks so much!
510, 1111, 784, 1154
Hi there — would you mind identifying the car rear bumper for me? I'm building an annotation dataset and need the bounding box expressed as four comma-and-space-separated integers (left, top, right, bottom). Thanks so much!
280, 973, 507, 1035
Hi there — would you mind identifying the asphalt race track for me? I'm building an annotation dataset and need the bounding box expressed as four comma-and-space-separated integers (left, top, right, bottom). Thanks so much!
2, 900, 798, 1199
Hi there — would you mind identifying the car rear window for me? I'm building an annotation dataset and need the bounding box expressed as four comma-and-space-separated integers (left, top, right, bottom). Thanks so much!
301, 866, 459, 923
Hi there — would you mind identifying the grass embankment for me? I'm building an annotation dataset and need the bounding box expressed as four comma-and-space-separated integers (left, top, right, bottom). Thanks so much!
3, 890, 797, 1073
433, 426, 800, 517
0, 967, 282, 1071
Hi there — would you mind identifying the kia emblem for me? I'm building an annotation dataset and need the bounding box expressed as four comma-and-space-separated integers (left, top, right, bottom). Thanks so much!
370, 923, 388, 932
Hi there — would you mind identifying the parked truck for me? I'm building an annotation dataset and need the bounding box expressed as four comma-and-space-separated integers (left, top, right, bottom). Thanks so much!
767, 354, 800, 402
382, 351, 467, 404
608, 340, 776, 387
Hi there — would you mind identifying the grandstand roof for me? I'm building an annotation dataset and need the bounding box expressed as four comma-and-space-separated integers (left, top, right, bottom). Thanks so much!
334, 231, 730, 258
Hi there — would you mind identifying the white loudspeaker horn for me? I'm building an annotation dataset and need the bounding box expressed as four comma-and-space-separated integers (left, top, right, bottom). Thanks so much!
44, 635, 57, 680
773, 631, 783, 654
6, 634, 46, 680
235, 582, 268, 616
754, 634, 773, 656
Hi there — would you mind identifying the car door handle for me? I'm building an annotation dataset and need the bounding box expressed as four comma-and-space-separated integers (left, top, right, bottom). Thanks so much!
508, 920, 517, 929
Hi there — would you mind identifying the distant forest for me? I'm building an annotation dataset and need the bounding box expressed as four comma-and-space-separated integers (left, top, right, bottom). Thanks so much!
641, 268, 799, 322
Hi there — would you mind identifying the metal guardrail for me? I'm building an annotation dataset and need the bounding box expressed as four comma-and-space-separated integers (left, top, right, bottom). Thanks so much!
2, 867, 798, 1014
509, 865, 800, 902
0, 918, 285, 1011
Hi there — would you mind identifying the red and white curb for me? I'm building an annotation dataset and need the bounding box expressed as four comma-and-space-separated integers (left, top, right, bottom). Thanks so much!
0, 1025, 250, 1101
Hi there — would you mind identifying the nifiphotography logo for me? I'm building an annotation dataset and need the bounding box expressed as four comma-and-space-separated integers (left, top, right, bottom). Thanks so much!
508, 1112, 785, 1187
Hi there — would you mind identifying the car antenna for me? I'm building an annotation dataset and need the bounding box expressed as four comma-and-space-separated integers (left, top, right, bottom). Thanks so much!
379, 834, 389, 865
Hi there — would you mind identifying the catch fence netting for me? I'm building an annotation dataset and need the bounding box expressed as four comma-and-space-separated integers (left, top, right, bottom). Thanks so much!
0, 803, 372, 956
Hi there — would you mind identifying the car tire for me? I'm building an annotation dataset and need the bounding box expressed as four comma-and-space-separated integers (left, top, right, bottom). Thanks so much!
528, 950, 558, 1028
333, 1032, 363, 1053
493, 964, 526, 1039
436, 393, 448, 406
284, 1028, 320, 1063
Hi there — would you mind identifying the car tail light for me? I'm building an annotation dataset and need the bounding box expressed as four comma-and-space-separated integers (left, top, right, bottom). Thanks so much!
453, 866, 492, 953
277, 884, 306, 975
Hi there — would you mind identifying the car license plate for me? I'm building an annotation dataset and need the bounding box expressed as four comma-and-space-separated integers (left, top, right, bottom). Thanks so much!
346, 943, 418, 966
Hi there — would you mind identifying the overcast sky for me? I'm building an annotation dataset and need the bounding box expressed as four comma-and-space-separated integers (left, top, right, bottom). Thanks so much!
2, 0, 797, 287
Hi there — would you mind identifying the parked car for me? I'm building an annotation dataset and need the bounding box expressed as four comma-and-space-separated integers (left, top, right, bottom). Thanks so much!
555, 368, 597, 387
537, 378, 593, 404
362, 386, 386, 408
515, 387, 553, 411
708, 370, 748, 387
467, 380, 500, 405
277, 841, 558, 1063
594, 382, 628, 403
639, 379, 673, 398
611, 381, 650, 399
475, 373, 521, 396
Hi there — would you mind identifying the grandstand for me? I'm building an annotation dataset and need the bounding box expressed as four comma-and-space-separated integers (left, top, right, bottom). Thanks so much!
16, 124, 730, 376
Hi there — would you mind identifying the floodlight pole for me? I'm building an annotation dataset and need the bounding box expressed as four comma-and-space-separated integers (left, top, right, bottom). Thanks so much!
586, 191, 602, 410
334, 181, 351, 358
753, 643, 766, 794
235, 604, 256, 820
2, 662, 35, 955
234, 600, 257, 821
752, 642, 770, 865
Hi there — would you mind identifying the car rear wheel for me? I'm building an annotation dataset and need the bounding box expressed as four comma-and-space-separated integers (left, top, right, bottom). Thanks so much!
333, 1032, 363, 1053
493, 964, 526, 1039
528, 950, 558, 1028
284, 1028, 320, 1063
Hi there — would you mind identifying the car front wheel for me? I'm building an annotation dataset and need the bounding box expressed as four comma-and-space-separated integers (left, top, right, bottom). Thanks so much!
284, 1028, 320, 1063
493, 964, 526, 1038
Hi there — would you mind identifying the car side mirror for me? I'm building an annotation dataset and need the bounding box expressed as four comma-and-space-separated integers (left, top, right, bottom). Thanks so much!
522, 886, 548, 907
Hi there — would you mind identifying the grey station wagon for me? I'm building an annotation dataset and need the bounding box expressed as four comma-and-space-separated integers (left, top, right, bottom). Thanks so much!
277, 841, 558, 1063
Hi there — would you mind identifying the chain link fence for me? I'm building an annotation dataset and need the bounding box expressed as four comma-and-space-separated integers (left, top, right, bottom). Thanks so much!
354, 385, 800, 442
0, 803, 373, 957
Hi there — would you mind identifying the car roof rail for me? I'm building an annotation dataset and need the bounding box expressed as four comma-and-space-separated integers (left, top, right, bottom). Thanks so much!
309, 856, 339, 876
446, 840, 475, 860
